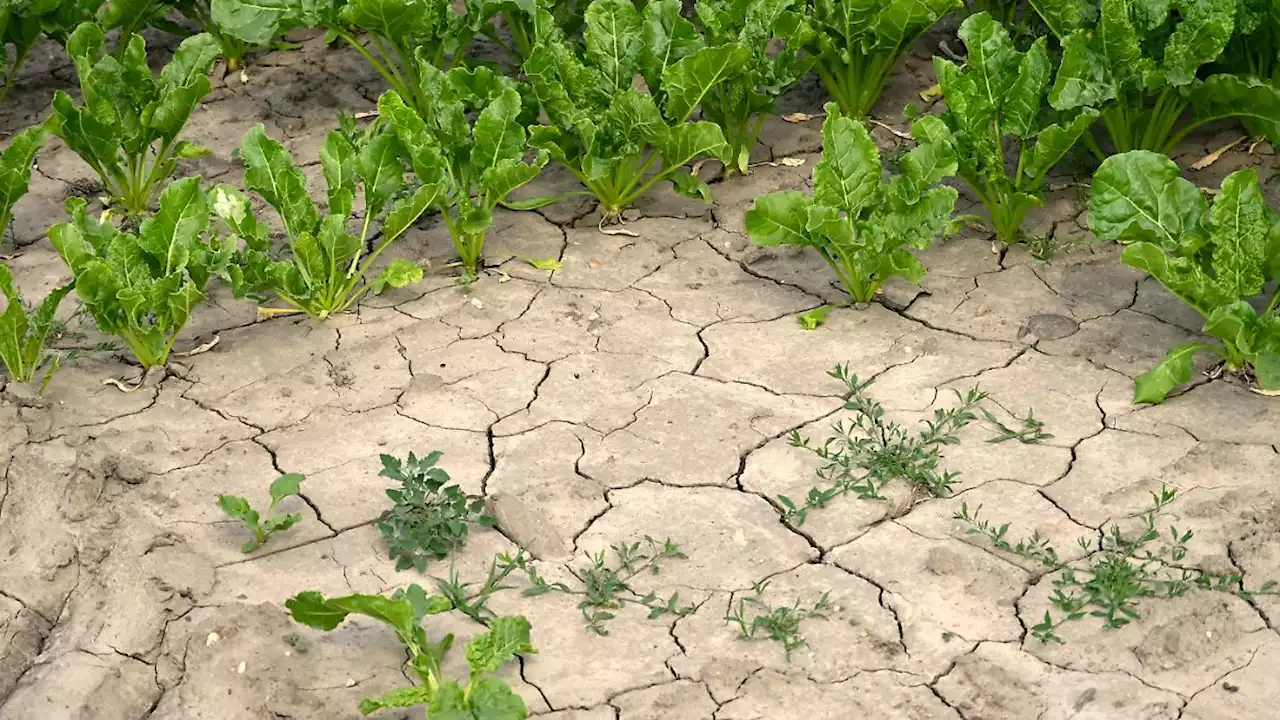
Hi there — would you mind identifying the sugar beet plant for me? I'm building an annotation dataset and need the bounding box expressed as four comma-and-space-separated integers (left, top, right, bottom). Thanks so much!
1088, 152, 1280, 402
692, 0, 813, 174
798, 0, 961, 118
0, 264, 71, 388
523, 0, 740, 221
379, 63, 548, 282
1038, 0, 1280, 156
0, 125, 45, 243
1219, 0, 1280, 144
213, 125, 433, 319
50, 178, 233, 376
0, 0, 96, 103
745, 103, 959, 305
47, 23, 219, 215
931, 13, 1098, 247
286, 585, 533, 718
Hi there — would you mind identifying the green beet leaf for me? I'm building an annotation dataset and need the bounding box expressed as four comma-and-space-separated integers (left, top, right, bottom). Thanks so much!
522, 0, 735, 220
46, 23, 219, 215
1215, 0, 1280, 144
0, 262, 72, 388
284, 585, 531, 719
0, 125, 47, 245
50, 176, 232, 371
380, 60, 547, 283
798, 0, 961, 118
214, 124, 436, 318
1089, 151, 1280, 402
1038, 0, 1280, 155
930, 12, 1098, 247
0, 0, 97, 103
690, 0, 813, 174
745, 103, 958, 307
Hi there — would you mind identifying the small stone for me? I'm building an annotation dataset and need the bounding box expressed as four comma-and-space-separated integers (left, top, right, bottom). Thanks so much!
205, 632, 220, 647
345, 678, 356, 687
236, 661, 246, 674
470, 298, 484, 310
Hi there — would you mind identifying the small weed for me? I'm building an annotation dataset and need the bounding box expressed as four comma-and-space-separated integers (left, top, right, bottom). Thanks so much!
216, 473, 306, 552
376, 451, 495, 572
726, 580, 832, 660
982, 407, 1053, 444
499, 537, 695, 635
434, 553, 525, 624
956, 486, 1280, 643
781, 364, 987, 524
281, 631, 309, 654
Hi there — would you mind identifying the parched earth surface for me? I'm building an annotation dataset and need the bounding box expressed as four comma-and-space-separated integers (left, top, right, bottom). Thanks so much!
2, 26, 1280, 720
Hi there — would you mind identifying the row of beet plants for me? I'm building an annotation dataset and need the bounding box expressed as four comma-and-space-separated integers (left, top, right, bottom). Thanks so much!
0, 2, 1276, 406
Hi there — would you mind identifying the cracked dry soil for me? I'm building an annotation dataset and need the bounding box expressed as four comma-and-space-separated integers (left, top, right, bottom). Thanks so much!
2, 27, 1280, 720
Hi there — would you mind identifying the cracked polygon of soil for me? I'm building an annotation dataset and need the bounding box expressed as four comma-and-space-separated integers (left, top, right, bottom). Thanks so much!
3, 29, 1280, 720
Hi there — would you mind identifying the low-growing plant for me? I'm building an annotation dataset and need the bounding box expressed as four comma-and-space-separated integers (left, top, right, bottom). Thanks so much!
744, 103, 959, 304
216, 472, 306, 552
1088, 152, 1280, 402
780, 364, 987, 524
956, 486, 1280, 643
797, 0, 962, 118
1037, 0, 1280, 156
286, 585, 534, 718
49, 178, 233, 376
0, 0, 94, 102
982, 407, 1052, 444
499, 536, 694, 635
725, 580, 831, 661
213, 125, 434, 319
46, 23, 219, 215
0, 126, 46, 243
523, 0, 741, 221
0, 264, 72, 388
692, 0, 813, 174
213, 0, 485, 118
379, 63, 548, 283
930, 13, 1098, 247
376, 450, 496, 573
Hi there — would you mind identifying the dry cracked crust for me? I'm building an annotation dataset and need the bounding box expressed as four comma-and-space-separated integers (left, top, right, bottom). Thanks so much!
1, 28, 1279, 720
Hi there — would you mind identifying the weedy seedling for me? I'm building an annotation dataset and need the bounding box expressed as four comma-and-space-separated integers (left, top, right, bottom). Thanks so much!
500, 536, 695, 635
780, 364, 986, 524
376, 451, 496, 573
1089, 154, 1280, 402
286, 585, 534, 718
725, 580, 831, 661
216, 472, 306, 552
47, 23, 219, 215
955, 486, 1280, 643
0, 263, 72, 390
745, 104, 959, 305
982, 407, 1053, 444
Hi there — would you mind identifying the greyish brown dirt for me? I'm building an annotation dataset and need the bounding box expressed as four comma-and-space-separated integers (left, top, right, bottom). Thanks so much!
1, 26, 1278, 720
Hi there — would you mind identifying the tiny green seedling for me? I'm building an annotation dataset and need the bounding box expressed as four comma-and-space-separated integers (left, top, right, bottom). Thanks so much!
725, 580, 831, 661
376, 451, 496, 572
982, 407, 1053, 444
216, 473, 306, 553
796, 306, 832, 330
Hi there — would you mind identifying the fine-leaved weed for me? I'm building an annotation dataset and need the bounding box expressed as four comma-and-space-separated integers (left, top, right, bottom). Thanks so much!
0, 263, 72, 389
956, 486, 1280, 643
376, 450, 496, 573
286, 585, 534, 718
50, 178, 233, 375
744, 104, 959, 305
500, 536, 695, 635
47, 23, 219, 215
930, 13, 1099, 247
725, 580, 831, 661
379, 63, 548, 283
1088, 152, 1280, 401
216, 472, 306, 552
213, 125, 434, 319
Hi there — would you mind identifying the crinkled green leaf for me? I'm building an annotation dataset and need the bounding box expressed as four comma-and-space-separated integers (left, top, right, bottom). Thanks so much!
465, 616, 535, 674
241, 124, 319, 240
468, 676, 529, 720
320, 131, 358, 218
268, 473, 304, 504
358, 686, 433, 715
661, 43, 749, 123
371, 258, 424, 294
583, 0, 642, 92
0, 125, 46, 233
1206, 170, 1269, 299
1133, 342, 1222, 404
811, 102, 880, 215
745, 190, 814, 247
640, 0, 702, 91
1089, 151, 1206, 250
